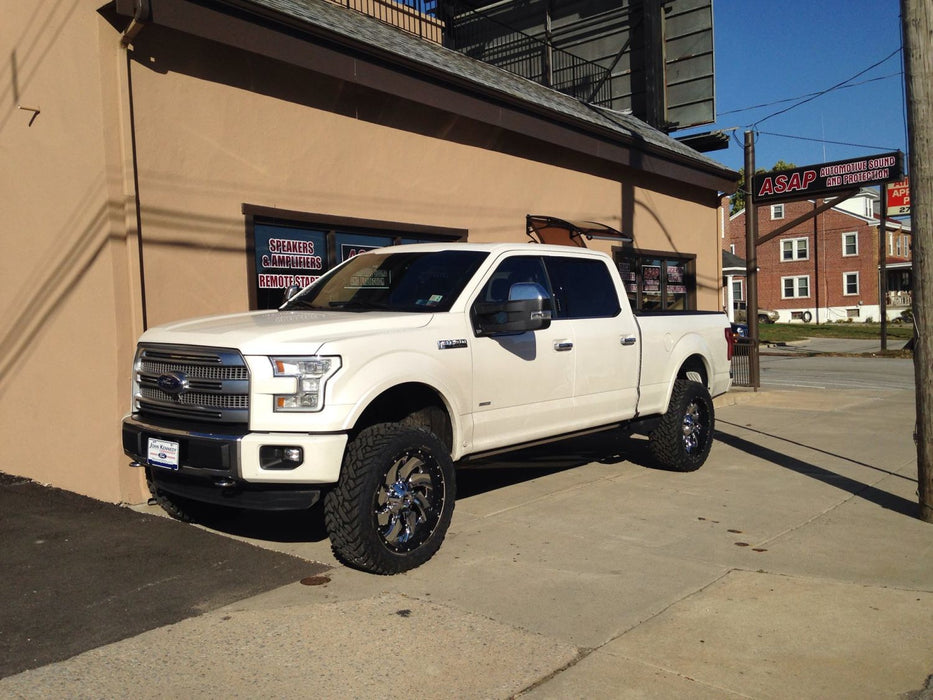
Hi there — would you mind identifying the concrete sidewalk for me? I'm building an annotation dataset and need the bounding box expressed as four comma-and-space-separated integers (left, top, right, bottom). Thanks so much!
762, 336, 914, 355
1, 382, 931, 698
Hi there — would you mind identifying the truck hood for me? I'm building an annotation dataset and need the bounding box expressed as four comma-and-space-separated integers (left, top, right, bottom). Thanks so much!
140, 310, 433, 354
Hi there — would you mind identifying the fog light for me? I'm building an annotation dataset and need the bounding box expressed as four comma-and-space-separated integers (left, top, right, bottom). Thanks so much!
259, 445, 304, 470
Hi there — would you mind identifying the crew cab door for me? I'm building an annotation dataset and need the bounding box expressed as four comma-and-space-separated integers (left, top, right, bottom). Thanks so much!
543, 255, 640, 423
468, 255, 575, 453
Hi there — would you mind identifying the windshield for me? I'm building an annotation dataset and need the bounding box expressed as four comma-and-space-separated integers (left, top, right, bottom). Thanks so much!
281, 249, 489, 313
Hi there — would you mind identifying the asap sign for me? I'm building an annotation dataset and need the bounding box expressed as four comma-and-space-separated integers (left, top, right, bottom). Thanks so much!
752, 152, 903, 204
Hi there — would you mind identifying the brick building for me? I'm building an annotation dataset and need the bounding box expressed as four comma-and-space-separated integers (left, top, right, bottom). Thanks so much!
725, 190, 912, 323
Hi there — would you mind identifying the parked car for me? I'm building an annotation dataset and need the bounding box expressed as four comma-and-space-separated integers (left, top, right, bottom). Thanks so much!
730, 322, 749, 340
734, 301, 779, 324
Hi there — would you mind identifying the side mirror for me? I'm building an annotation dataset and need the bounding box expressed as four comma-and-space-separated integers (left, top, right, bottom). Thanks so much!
473, 282, 553, 336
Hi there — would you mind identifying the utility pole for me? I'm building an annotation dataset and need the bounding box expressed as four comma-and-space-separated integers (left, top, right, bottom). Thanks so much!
901, 0, 932, 522
744, 131, 760, 389
879, 191, 888, 351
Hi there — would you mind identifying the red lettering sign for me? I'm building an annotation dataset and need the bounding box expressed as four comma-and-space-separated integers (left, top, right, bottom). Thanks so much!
886, 177, 910, 215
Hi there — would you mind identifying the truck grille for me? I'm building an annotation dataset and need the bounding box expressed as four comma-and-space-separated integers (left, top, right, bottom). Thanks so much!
134, 344, 249, 424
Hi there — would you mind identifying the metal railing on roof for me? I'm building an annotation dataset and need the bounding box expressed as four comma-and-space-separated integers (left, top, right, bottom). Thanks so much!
330, 0, 614, 106
330, 0, 444, 42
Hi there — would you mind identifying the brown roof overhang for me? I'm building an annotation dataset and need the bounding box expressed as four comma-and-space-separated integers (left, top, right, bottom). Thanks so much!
112, 0, 739, 194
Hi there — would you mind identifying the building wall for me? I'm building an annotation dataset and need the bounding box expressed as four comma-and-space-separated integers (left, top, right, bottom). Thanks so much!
1, 6, 726, 504
0, 3, 145, 502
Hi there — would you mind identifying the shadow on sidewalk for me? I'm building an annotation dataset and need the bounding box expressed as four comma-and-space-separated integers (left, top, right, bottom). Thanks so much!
714, 430, 919, 518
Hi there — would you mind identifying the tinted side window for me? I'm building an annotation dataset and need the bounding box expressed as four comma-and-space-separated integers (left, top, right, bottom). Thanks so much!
476, 256, 551, 303
545, 257, 621, 319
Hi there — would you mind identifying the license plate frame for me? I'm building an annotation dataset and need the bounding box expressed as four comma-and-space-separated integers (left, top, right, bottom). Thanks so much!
147, 437, 180, 470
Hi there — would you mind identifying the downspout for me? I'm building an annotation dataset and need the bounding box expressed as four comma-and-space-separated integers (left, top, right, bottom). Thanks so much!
121, 0, 150, 48
121, 0, 150, 329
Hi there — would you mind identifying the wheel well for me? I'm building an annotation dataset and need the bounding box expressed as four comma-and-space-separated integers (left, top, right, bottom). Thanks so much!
353, 383, 453, 451
677, 355, 709, 388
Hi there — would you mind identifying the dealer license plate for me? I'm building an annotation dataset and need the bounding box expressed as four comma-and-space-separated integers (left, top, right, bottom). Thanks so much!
148, 437, 180, 470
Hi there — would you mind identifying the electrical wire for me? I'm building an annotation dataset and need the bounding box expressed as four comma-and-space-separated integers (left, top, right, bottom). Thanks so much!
751, 48, 902, 127
717, 73, 902, 118
756, 131, 900, 152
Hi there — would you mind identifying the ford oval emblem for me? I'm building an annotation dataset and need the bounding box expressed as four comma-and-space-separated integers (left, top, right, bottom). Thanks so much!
157, 371, 189, 395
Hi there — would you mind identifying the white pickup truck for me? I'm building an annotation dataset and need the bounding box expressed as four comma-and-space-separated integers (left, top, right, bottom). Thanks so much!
123, 242, 733, 573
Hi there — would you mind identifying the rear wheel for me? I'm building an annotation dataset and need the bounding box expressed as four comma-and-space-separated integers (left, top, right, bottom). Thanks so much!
324, 424, 455, 574
649, 379, 715, 472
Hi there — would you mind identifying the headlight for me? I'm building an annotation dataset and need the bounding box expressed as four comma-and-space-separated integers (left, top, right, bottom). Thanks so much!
271, 356, 341, 412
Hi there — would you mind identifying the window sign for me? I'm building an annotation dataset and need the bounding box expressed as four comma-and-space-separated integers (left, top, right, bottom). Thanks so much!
618, 259, 637, 295
615, 250, 694, 312
254, 224, 328, 309
666, 261, 687, 310
336, 232, 394, 263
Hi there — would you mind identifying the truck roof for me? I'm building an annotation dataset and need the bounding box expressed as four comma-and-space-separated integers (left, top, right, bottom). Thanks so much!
360, 241, 610, 258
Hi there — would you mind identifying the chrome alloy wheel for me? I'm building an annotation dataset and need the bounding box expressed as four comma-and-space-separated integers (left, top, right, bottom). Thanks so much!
375, 448, 445, 552
681, 399, 705, 454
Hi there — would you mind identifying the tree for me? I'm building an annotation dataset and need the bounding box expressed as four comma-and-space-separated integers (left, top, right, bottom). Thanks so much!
730, 160, 796, 214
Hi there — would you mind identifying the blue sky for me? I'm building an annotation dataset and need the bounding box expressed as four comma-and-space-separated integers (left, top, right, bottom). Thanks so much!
680, 0, 908, 175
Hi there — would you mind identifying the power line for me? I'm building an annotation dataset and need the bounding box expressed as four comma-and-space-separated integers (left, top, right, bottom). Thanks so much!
751, 48, 902, 127
757, 130, 900, 152
717, 73, 902, 117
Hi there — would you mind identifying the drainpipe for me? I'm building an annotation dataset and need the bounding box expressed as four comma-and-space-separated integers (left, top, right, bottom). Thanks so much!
121, 0, 150, 47
121, 0, 151, 328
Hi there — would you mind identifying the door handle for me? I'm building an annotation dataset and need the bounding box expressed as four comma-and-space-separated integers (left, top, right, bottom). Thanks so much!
554, 341, 574, 352
621, 336, 637, 346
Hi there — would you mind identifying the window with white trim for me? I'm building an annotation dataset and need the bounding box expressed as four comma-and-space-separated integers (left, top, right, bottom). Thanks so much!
889, 232, 894, 256
732, 279, 743, 301
781, 237, 809, 261
843, 272, 859, 295
842, 232, 858, 256
782, 275, 810, 299
771, 204, 785, 220
896, 236, 903, 256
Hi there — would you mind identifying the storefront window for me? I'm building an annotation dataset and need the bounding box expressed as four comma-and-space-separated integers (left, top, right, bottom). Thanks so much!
614, 249, 695, 312
245, 206, 466, 310
253, 224, 328, 310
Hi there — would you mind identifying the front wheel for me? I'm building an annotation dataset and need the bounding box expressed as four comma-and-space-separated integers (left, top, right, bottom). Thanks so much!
649, 379, 715, 472
147, 474, 224, 523
324, 424, 455, 574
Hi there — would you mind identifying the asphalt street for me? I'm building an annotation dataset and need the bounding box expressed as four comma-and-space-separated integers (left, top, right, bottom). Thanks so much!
760, 354, 916, 391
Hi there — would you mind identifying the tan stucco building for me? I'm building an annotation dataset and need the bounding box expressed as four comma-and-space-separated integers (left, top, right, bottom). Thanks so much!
1, 0, 737, 504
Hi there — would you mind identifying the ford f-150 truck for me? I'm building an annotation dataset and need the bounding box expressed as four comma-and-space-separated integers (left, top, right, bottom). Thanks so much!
123, 242, 733, 574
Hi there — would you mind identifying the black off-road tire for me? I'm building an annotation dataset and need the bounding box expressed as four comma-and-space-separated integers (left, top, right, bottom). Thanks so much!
649, 379, 715, 472
324, 424, 455, 575
147, 475, 204, 523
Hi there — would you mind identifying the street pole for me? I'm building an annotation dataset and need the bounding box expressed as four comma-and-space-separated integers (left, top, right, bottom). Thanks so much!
813, 199, 820, 324
744, 131, 760, 389
901, 0, 932, 522
879, 188, 888, 351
